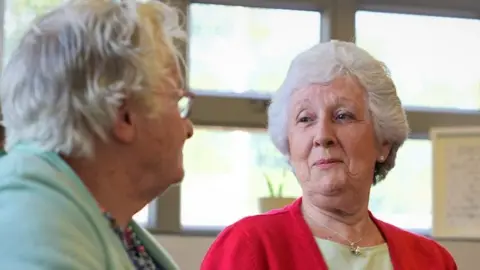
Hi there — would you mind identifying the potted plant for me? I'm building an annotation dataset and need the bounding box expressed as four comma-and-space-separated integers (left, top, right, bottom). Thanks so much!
258, 169, 296, 213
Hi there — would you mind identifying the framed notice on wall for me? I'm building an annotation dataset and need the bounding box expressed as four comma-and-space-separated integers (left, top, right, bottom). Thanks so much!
431, 126, 480, 239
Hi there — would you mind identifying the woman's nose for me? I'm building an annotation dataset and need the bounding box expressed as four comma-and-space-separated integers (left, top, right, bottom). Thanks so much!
313, 119, 336, 148
184, 119, 194, 139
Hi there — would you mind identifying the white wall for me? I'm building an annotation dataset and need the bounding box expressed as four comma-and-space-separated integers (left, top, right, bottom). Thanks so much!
156, 235, 478, 270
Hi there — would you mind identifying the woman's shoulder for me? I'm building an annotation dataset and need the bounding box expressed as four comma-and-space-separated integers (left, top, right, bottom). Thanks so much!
200, 203, 302, 270
373, 216, 457, 268
0, 149, 105, 236
0, 150, 132, 269
374, 216, 442, 247
206, 199, 307, 252
0, 158, 106, 268
0, 147, 98, 206
0, 150, 100, 231
0, 149, 57, 177
224, 201, 300, 237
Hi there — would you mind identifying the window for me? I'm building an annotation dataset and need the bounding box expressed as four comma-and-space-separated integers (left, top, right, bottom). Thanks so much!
188, 3, 321, 94
133, 205, 150, 226
181, 127, 301, 228
6, 0, 479, 235
369, 139, 432, 230
181, 127, 431, 230
356, 11, 480, 110
2, 0, 150, 226
184, 4, 322, 228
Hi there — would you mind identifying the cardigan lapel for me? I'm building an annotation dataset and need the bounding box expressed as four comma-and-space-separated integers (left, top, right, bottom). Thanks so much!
370, 212, 410, 270
289, 198, 330, 270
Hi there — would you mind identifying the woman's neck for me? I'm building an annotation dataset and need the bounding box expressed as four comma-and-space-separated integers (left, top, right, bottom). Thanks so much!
63, 155, 148, 228
301, 197, 384, 247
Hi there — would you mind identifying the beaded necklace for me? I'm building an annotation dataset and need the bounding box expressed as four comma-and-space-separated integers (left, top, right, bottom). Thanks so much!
104, 212, 164, 270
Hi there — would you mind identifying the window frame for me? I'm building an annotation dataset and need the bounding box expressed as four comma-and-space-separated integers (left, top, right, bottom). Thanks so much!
2, 0, 480, 236
157, 0, 480, 236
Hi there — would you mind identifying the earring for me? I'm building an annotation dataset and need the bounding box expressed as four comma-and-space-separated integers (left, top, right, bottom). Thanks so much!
379, 156, 385, 162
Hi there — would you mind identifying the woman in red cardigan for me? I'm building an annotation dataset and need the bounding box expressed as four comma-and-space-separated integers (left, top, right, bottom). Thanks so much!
201, 41, 457, 270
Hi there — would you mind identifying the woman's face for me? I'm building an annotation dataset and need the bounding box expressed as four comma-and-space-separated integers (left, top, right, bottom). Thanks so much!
287, 76, 390, 214
130, 86, 194, 199
142, 89, 194, 184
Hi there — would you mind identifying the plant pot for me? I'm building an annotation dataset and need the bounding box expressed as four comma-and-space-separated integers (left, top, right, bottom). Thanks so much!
258, 197, 296, 213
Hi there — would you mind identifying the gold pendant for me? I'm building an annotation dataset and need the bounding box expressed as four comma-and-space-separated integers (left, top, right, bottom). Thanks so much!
350, 244, 361, 256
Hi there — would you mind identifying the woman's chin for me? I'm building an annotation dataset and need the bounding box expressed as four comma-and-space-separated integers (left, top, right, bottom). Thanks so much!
308, 191, 361, 214
157, 164, 185, 188
171, 167, 185, 184
307, 177, 348, 197
318, 186, 344, 196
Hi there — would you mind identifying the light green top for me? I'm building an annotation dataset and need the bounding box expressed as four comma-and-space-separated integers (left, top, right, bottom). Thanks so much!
316, 238, 393, 270
0, 143, 179, 270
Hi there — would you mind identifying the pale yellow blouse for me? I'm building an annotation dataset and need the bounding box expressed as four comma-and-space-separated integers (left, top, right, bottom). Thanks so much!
316, 238, 393, 270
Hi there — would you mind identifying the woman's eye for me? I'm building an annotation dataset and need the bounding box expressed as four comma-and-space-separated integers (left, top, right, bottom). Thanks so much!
298, 116, 311, 123
335, 112, 354, 121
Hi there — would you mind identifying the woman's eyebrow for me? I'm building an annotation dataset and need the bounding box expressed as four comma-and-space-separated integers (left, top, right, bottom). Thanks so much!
332, 96, 359, 107
293, 98, 311, 110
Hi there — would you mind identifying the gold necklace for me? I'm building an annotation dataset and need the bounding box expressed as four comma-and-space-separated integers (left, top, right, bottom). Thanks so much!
320, 223, 363, 256
304, 211, 364, 256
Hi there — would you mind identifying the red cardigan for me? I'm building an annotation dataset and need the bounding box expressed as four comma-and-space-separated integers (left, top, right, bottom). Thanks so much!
201, 198, 457, 270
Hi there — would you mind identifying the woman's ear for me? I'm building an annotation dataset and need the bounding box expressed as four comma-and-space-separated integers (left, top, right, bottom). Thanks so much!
112, 100, 136, 144
379, 141, 392, 162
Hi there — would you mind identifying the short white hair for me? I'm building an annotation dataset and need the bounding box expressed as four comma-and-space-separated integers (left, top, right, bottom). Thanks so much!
0, 0, 186, 157
268, 40, 410, 184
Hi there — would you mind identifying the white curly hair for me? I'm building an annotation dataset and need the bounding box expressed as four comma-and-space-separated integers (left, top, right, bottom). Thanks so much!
267, 40, 410, 184
0, 0, 186, 157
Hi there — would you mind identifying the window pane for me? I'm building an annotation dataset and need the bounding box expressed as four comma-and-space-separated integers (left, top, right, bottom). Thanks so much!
133, 205, 150, 226
188, 4, 321, 94
181, 128, 301, 228
181, 128, 431, 230
356, 11, 480, 110
370, 139, 432, 230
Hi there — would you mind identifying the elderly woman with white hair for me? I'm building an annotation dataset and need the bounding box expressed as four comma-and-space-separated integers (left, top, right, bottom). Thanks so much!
0, 1, 192, 269
201, 41, 457, 270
